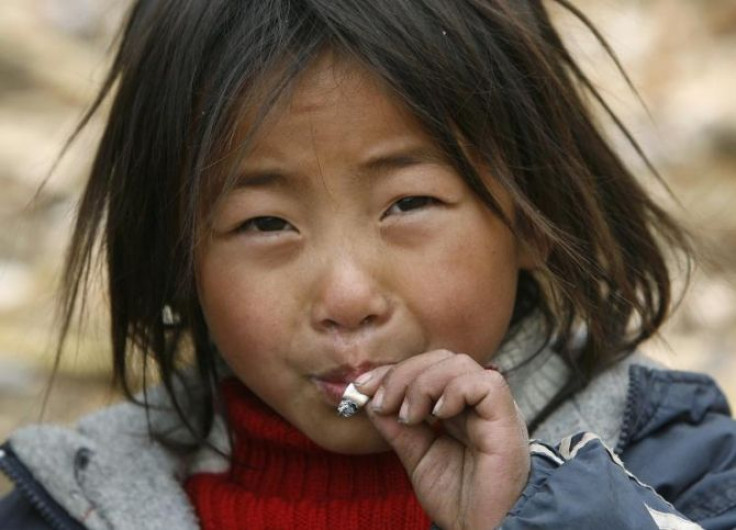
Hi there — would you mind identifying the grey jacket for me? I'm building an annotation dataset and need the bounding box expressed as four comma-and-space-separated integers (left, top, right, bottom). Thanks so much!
1, 351, 735, 529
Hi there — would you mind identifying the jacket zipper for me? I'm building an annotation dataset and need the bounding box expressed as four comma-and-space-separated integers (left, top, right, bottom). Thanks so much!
0, 443, 84, 530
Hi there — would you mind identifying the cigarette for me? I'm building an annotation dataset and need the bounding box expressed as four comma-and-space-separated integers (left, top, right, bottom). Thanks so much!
337, 383, 370, 418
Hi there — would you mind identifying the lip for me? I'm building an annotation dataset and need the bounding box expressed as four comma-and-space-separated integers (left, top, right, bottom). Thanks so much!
312, 379, 351, 406
311, 363, 379, 406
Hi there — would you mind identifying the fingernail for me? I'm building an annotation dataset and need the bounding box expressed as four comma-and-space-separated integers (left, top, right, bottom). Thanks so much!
432, 396, 444, 416
398, 400, 410, 424
354, 371, 373, 386
371, 387, 384, 411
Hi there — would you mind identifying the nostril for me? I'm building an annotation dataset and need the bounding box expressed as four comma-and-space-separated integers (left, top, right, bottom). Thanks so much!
319, 312, 379, 332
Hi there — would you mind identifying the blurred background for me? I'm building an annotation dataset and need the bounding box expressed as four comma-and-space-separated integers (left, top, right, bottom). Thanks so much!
1, 0, 735, 495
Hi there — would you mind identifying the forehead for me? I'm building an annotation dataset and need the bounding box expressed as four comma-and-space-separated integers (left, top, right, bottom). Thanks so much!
238, 51, 438, 163
286, 52, 367, 113
201, 52, 449, 219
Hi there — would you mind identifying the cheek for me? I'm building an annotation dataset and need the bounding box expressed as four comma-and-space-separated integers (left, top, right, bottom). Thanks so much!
408, 225, 520, 358
197, 259, 290, 360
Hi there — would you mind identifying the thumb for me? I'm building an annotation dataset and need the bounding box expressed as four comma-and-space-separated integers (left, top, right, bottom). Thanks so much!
366, 407, 438, 475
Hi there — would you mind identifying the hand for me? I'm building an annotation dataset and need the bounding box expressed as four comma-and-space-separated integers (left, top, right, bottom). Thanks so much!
355, 350, 530, 530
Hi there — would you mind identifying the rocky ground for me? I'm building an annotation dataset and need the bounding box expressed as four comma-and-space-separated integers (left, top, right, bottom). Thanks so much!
1, 0, 735, 496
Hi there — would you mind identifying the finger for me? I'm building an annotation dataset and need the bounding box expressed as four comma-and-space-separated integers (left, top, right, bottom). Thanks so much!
432, 369, 513, 420
352, 364, 393, 395
398, 353, 484, 425
365, 349, 456, 415
431, 370, 523, 451
433, 415, 471, 447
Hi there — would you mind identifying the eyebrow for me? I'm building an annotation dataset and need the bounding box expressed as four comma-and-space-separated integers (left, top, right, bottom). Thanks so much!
233, 146, 447, 190
233, 170, 288, 190
359, 146, 448, 176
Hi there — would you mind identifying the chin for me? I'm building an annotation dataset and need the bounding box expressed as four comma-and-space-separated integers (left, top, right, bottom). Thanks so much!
306, 416, 391, 455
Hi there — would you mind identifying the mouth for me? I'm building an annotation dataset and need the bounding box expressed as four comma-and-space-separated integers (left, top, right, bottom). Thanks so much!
311, 363, 379, 406
311, 379, 350, 406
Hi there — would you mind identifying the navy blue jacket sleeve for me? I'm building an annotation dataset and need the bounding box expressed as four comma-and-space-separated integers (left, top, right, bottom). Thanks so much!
501, 366, 736, 530
0, 489, 53, 530
618, 367, 736, 530
501, 434, 704, 529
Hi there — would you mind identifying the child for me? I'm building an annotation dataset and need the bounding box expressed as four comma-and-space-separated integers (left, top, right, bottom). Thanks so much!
1, 0, 734, 528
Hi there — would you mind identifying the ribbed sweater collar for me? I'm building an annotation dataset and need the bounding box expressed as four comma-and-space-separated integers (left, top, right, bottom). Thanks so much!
491, 314, 572, 426
184, 378, 430, 529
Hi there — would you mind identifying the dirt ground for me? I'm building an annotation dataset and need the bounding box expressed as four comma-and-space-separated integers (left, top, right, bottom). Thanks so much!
1, 0, 735, 497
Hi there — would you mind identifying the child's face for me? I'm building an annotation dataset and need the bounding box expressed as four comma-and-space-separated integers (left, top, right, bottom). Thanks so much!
197, 54, 533, 454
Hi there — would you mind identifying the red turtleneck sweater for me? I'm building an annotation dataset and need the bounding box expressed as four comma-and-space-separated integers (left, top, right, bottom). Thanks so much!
185, 379, 430, 529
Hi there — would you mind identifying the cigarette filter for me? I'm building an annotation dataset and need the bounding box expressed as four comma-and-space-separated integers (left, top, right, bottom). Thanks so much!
337, 383, 369, 418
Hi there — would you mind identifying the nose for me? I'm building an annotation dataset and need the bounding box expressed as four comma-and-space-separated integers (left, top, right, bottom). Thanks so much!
310, 250, 392, 333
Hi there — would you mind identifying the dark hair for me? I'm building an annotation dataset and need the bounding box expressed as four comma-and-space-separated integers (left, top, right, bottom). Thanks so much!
56, 0, 691, 443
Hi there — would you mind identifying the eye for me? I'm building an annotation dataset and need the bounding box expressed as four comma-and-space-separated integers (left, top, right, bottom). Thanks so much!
237, 216, 293, 233
385, 196, 440, 216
